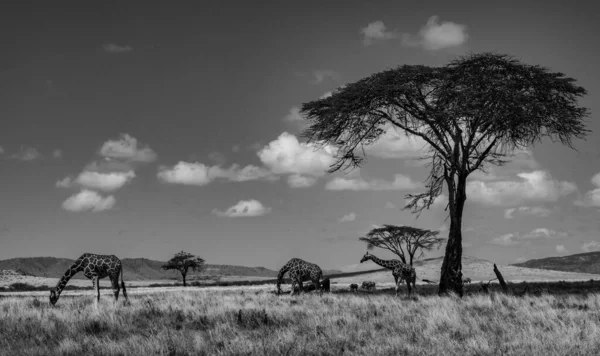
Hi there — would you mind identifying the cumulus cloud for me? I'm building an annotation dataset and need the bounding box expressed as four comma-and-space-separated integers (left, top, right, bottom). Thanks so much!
556, 245, 569, 254
53, 149, 63, 159
521, 228, 567, 239
582, 241, 600, 252
467, 170, 577, 207
339, 212, 357, 222
361, 21, 396, 45
56, 177, 73, 188
57, 171, 135, 191
287, 174, 318, 188
491, 233, 519, 246
207, 151, 227, 165
366, 125, 428, 159
212, 199, 271, 218
258, 132, 338, 184
157, 161, 275, 186
282, 107, 309, 132
325, 174, 422, 191
504, 206, 554, 219
99, 134, 157, 162
492, 228, 566, 246
102, 43, 133, 53
11, 146, 41, 161
312, 70, 339, 84
62, 190, 116, 212
75, 170, 135, 191
574, 172, 600, 208
402, 15, 468, 50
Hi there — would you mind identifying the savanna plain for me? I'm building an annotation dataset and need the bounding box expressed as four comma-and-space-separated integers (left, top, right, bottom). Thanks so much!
2, 284, 600, 356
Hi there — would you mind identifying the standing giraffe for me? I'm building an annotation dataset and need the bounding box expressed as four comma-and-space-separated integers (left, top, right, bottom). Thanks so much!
49, 253, 128, 307
360, 251, 416, 297
276, 258, 323, 295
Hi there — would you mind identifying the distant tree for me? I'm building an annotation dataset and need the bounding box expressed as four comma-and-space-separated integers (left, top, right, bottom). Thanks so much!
161, 251, 205, 287
360, 225, 444, 266
301, 52, 590, 296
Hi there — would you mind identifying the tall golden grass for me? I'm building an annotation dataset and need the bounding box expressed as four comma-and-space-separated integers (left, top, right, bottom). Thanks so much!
1, 285, 599, 355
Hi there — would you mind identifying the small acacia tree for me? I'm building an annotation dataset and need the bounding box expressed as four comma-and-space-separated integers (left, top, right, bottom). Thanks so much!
301, 52, 590, 296
161, 251, 205, 287
360, 225, 444, 266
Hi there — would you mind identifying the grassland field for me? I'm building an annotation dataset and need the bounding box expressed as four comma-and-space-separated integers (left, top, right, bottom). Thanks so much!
2, 281, 600, 356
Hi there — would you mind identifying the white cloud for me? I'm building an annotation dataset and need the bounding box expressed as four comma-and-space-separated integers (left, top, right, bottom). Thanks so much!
575, 172, 600, 208
53, 149, 63, 159
339, 212, 357, 222
361, 21, 396, 45
102, 43, 133, 53
402, 15, 468, 50
556, 245, 569, 254
258, 132, 338, 180
325, 174, 421, 191
11, 146, 41, 161
312, 70, 339, 84
56, 177, 73, 188
491, 233, 518, 246
467, 170, 577, 207
157, 161, 275, 186
62, 190, 115, 212
212, 199, 271, 218
582, 241, 600, 252
157, 162, 213, 186
99, 134, 157, 162
504, 206, 554, 219
74, 170, 135, 192
366, 125, 428, 159
522, 228, 567, 239
287, 174, 318, 188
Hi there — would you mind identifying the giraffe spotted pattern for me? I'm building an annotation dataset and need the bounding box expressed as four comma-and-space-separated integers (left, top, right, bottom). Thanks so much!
360, 251, 416, 297
276, 258, 323, 295
49, 253, 128, 306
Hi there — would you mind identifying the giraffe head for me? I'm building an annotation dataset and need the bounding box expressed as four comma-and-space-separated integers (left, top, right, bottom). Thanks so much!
360, 251, 372, 263
49, 289, 59, 306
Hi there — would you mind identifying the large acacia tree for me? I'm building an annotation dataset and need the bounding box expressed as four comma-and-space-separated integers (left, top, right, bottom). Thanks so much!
360, 225, 444, 266
162, 251, 205, 287
301, 52, 590, 296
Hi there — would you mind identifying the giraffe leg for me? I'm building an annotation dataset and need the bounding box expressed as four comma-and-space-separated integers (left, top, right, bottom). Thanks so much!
298, 280, 304, 294
111, 277, 120, 303
405, 279, 411, 298
92, 276, 100, 309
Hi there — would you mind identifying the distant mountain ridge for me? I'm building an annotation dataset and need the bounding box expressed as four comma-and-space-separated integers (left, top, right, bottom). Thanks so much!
0, 257, 341, 281
512, 252, 600, 275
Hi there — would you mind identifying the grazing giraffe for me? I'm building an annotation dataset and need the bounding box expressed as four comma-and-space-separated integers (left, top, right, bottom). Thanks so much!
276, 258, 323, 296
360, 251, 416, 297
49, 253, 128, 307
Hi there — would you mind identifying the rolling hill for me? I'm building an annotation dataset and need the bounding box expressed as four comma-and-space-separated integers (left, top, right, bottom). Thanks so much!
512, 251, 600, 274
0, 257, 341, 281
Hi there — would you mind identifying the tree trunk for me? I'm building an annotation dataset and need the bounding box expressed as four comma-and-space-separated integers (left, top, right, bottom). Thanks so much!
182, 271, 187, 287
493, 264, 509, 294
439, 174, 466, 297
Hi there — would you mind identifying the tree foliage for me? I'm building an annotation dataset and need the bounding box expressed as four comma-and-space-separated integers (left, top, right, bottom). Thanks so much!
300, 52, 590, 296
161, 251, 205, 287
360, 225, 444, 265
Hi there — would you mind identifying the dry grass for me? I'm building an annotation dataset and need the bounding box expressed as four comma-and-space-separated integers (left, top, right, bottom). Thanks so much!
1, 285, 600, 356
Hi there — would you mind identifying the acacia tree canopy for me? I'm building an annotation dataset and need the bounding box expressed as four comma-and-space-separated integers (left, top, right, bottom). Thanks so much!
161, 251, 205, 287
360, 225, 444, 266
301, 52, 590, 296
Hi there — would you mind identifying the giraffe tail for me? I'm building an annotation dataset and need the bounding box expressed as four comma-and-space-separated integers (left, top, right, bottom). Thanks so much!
120, 266, 128, 302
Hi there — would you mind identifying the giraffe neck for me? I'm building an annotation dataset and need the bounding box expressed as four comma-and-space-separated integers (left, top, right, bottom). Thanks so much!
54, 264, 83, 296
368, 255, 398, 270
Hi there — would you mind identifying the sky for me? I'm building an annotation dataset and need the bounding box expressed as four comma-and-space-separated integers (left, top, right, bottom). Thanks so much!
1, 1, 599, 271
